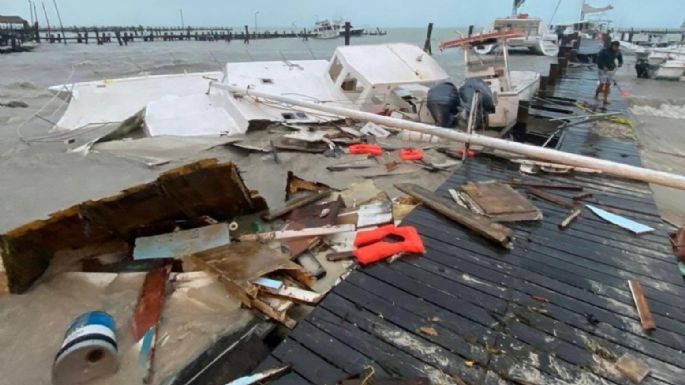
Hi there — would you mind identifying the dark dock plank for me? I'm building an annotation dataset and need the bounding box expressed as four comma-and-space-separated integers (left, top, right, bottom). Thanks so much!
258, 66, 685, 385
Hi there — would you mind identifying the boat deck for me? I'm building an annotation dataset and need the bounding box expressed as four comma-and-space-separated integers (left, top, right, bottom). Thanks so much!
254, 68, 685, 385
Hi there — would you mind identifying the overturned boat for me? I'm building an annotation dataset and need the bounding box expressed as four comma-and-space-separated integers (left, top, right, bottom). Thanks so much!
441, 31, 541, 130
50, 43, 450, 137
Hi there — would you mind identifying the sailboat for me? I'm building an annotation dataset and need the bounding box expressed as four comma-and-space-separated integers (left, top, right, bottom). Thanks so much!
475, 0, 559, 57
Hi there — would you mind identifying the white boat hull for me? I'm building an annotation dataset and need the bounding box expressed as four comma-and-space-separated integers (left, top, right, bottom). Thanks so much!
655, 60, 685, 80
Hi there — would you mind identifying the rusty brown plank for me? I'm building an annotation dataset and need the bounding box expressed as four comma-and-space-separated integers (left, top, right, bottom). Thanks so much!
628, 279, 656, 332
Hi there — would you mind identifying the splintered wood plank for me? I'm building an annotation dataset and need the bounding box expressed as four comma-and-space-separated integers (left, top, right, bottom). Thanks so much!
629, 279, 656, 332
395, 183, 512, 248
461, 181, 539, 216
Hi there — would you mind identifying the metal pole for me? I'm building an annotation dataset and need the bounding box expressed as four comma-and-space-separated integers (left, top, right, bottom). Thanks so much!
41, 1, 51, 41
28, 0, 34, 25
212, 83, 685, 191
254, 11, 259, 35
52, 0, 66, 44
180, 9, 184, 29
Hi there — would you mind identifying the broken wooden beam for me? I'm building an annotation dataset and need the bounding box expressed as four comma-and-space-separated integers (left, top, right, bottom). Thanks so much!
507, 180, 583, 191
262, 190, 331, 221
572, 191, 593, 201
131, 265, 171, 384
558, 209, 582, 229
525, 187, 575, 209
239, 224, 356, 242
628, 279, 656, 332
395, 183, 512, 248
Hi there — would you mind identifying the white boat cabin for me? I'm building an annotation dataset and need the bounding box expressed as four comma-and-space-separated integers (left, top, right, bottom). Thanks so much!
50, 43, 450, 137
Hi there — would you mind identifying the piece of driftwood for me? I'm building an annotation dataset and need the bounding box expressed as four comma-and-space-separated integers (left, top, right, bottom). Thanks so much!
628, 279, 656, 331
262, 190, 331, 221
558, 209, 582, 229
525, 187, 576, 209
239, 225, 356, 242
395, 183, 512, 248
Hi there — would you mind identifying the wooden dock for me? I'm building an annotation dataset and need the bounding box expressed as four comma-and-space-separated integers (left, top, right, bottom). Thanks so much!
251, 67, 685, 385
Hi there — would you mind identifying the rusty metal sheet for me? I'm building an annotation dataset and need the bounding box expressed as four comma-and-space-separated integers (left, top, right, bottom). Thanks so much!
460, 181, 542, 222
133, 223, 231, 260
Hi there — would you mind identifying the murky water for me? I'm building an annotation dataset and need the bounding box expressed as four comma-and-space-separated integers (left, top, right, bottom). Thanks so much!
0, 27, 553, 87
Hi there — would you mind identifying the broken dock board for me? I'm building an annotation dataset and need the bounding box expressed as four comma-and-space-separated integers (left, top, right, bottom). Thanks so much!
395, 183, 512, 248
628, 279, 656, 332
525, 186, 576, 209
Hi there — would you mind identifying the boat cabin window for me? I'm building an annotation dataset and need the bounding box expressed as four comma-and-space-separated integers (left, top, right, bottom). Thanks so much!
328, 57, 343, 82
340, 73, 365, 100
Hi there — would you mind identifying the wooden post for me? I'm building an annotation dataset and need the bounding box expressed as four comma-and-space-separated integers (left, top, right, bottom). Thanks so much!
84, 30, 88, 44
244, 25, 249, 44
34, 21, 40, 43
115, 30, 123, 46
344, 21, 351, 46
423, 22, 433, 55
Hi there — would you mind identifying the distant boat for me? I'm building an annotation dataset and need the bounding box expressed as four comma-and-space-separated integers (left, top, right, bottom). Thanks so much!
311, 20, 339, 39
368, 27, 387, 36
476, 1, 558, 56
311, 19, 364, 39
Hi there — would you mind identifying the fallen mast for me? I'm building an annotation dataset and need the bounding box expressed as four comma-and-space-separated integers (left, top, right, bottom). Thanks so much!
214, 82, 685, 191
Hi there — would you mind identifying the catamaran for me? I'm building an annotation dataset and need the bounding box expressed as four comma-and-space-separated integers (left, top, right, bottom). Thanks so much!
475, 0, 559, 57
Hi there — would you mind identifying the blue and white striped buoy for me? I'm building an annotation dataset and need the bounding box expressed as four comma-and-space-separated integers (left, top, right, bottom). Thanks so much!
53, 311, 119, 385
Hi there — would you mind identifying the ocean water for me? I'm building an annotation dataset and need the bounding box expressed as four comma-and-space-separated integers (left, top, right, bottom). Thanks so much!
0, 27, 554, 87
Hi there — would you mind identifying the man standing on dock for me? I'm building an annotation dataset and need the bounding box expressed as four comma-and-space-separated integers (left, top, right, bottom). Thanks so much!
595, 41, 623, 105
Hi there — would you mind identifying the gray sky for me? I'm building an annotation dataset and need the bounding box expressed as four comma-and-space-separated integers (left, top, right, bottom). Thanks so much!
3, 0, 684, 28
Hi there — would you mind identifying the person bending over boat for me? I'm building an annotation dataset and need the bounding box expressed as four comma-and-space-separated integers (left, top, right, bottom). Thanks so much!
595, 41, 623, 104
427, 81, 460, 128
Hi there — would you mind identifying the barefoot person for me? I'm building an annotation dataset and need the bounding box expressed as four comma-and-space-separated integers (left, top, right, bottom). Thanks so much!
595, 41, 623, 104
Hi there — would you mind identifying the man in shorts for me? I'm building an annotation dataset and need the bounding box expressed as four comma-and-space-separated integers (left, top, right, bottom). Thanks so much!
595, 41, 623, 104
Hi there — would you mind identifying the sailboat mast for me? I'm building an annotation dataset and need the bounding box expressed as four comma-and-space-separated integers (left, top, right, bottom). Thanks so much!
580, 0, 586, 21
